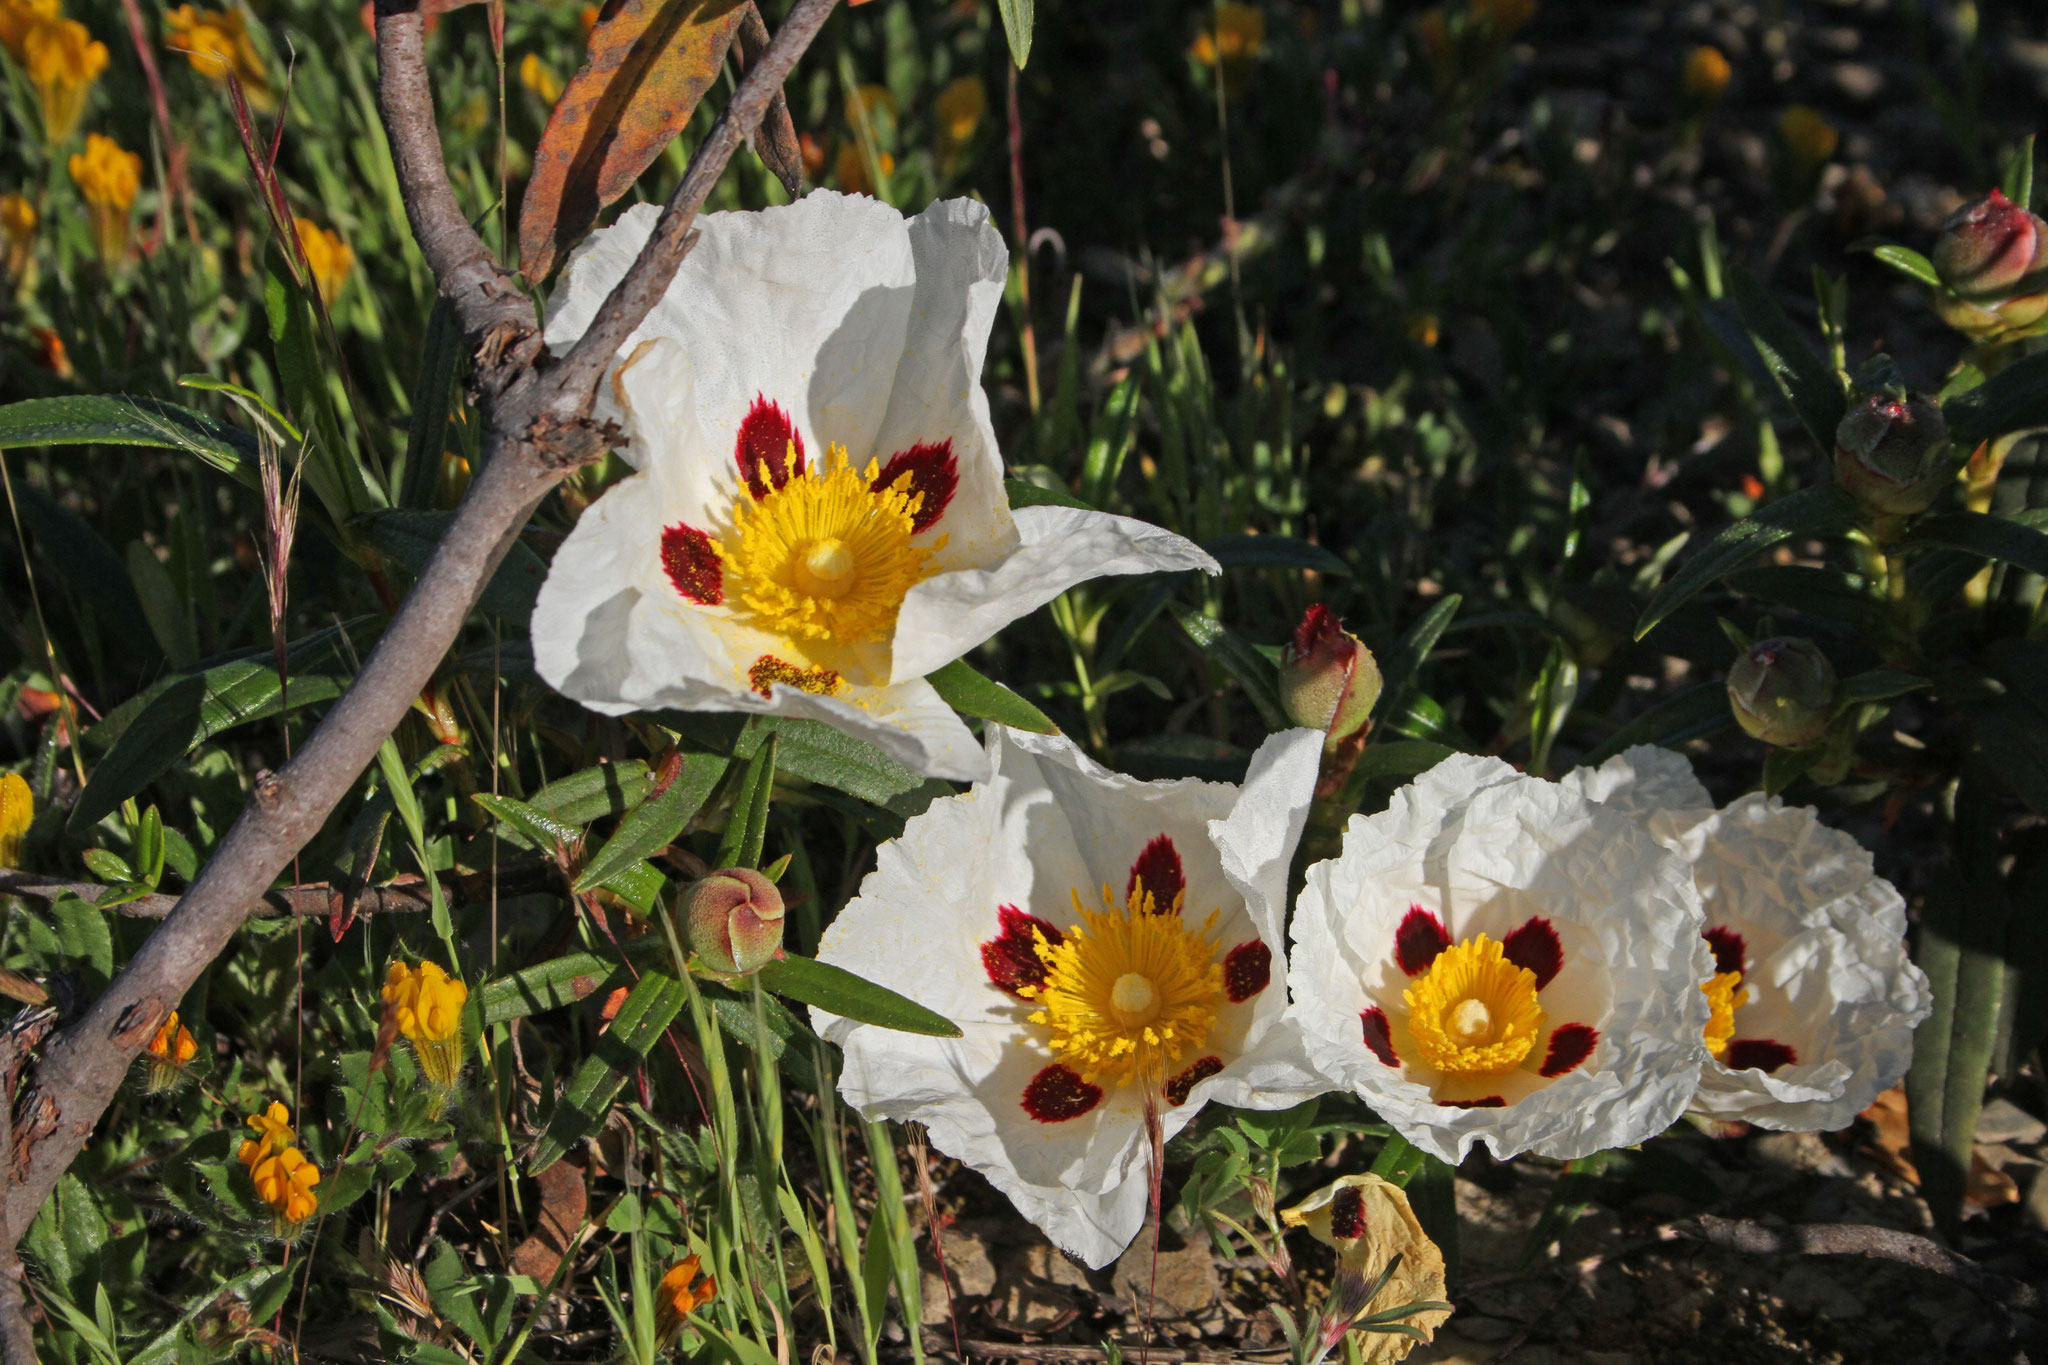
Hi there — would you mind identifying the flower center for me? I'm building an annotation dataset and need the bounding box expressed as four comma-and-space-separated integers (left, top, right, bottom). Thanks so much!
1022, 885, 1226, 1086
1701, 970, 1747, 1061
725, 443, 945, 646
1403, 934, 1546, 1076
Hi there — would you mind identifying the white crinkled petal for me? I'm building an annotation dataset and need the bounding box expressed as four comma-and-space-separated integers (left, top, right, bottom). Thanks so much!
889, 506, 1221, 683
1287, 754, 1713, 1164
815, 726, 1326, 1266
1559, 744, 1717, 840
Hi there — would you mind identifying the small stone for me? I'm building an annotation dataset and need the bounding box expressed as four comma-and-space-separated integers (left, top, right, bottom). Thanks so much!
1976, 1098, 2045, 1146
2026, 1166, 2048, 1231
1110, 1225, 1218, 1319
1826, 61, 1883, 101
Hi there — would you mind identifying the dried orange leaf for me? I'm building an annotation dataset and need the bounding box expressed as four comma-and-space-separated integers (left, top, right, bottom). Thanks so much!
519, 0, 750, 280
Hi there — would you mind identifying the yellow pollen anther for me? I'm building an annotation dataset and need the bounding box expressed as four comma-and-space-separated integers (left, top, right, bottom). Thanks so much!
1403, 933, 1546, 1077
1110, 972, 1160, 1026
1702, 970, 1747, 1062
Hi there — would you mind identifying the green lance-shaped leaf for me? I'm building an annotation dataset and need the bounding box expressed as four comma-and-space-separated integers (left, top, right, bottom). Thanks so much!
529, 969, 690, 1173
755, 954, 962, 1037
1171, 603, 1289, 730
1856, 240, 1943, 289
574, 751, 730, 892
526, 759, 656, 826
1944, 352, 2048, 449
713, 735, 777, 871
996, 0, 1032, 67
71, 663, 348, 830
1355, 740, 1457, 782
473, 792, 586, 855
0, 394, 260, 485
1200, 534, 1353, 577
1580, 683, 1735, 766
479, 952, 626, 1027
1635, 483, 1861, 639
1004, 475, 1091, 511
1373, 595, 1463, 725
926, 658, 1058, 734
1835, 669, 1931, 707
1903, 511, 2048, 581
1726, 265, 1848, 452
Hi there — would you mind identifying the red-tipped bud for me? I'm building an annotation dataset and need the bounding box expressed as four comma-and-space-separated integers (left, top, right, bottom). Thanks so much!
1834, 390, 1951, 517
1280, 606, 1382, 750
1727, 637, 1837, 748
684, 868, 786, 976
1933, 189, 2048, 301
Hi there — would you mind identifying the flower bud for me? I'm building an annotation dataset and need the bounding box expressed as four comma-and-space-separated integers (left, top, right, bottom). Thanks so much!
1833, 390, 1951, 517
1727, 637, 1837, 748
685, 868, 786, 975
1279, 606, 1382, 751
1932, 189, 2048, 301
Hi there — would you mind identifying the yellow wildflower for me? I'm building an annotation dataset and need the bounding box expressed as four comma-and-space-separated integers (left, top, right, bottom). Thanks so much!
1683, 45, 1730, 106
0, 772, 30, 867
932, 74, 984, 171
832, 140, 894, 198
23, 16, 108, 145
654, 1255, 716, 1338
1190, 3, 1264, 92
292, 216, 352, 306
382, 961, 468, 1091
68, 132, 140, 266
0, 0, 57, 62
2, 192, 34, 286
1778, 105, 1838, 169
518, 51, 563, 104
143, 1009, 198, 1093
238, 1100, 296, 1167
164, 5, 272, 111
248, 1143, 319, 1227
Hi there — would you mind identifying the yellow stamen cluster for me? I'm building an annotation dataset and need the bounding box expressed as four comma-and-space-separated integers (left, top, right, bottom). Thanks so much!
22, 14, 106, 145
1023, 884, 1224, 1086
655, 1255, 717, 1337
68, 132, 139, 266
143, 1009, 197, 1093
1701, 970, 1747, 1062
292, 217, 352, 307
725, 443, 943, 649
383, 960, 469, 1092
238, 1102, 319, 1229
0, 772, 31, 868
1403, 935, 1546, 1076
163, 4, 271, 109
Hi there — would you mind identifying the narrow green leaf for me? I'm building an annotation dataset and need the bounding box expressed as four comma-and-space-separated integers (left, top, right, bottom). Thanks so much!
1170, 604, 1289, 730
1943, 351, 2048, 448
473, 792, 585, 854
1200, 534, 1351, 577
479, 953, 622, 1026
1355, 740, 1455, 781
400, 296, 462, 509
1862, 242, 1942, 289
529, 970, 689, 1172
1836, 669, 1930, 706
2002, 134, 2036, 211
527, 759, 655, 825
995, 0, 1032, 67
0, 394, 260, 484
1726, 265, 1848, 451
1904, 510, 2048, 580
926, 658, 1058, 734
1635, 483, 1861, 639
714, 735, 777, 870
1372, 595, 1463, 723
1579, 682, 1734, 766
573, 752, 729, 891
1003, 475, 1088, 510
756, 954, 961, 1037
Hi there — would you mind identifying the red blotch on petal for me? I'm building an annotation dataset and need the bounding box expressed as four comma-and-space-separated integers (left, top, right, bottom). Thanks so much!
980, 905, 1064, 997
872, 440, 959, 534
660, 523, 724, 605
1162, 1055, 1225, 1107
1539, 1022, 1599, 1078
1360, 1007, 1399, 1066
1126, 834, 1185, 914
736, 395, 806, 499
1440, 1095, 1506, 1108
1329, 1185, 1367, 1240
1223, 940, 1272, 1002
1705, 926, 1747, 977
1394, 906, 1452, 976
1022, 1064, 1103, 1122
1502, 916, 1564, 991
1723, 1038, 1798, 1074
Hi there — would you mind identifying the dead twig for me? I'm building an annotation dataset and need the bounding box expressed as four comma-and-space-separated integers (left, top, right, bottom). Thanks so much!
0, 866, 556, 921
1665, 1214, 2041, 1314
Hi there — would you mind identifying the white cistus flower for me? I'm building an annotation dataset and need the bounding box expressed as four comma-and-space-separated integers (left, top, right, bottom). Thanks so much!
1563, 746, 1932, 1131
531, 193, 1218, 781
813, 726, 1328, 1267
1287, 754, 1713, 1165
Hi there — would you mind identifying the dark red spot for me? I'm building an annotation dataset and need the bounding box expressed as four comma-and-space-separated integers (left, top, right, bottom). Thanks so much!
1162, 1055, 1225, 1107
1394, 906, 1452, 976
1223, 940, 1271, 1002
1705, 927, 1747, 977
736, 394, 806, 499
1360, 1007, 1399, 1066
1440, 1095, 1506, 1109
1126, 834, 1185, 913
1329, 1185, 1366, 1241
1021, 1064, 1102, 1122
1502, 916, 1564, 991
979, 905, 1063, 997
872, 440, 959, 533
660, 523, 723, 605
1539, 1023, 1599, 1078
1723, 1038, 1798, 1074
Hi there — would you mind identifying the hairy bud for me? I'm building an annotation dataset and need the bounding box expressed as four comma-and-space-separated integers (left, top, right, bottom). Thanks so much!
1279, 606, 1382, 750
685, 868, 786, 976
1834, 390, 1951, 517
1727, 638, 1837, 748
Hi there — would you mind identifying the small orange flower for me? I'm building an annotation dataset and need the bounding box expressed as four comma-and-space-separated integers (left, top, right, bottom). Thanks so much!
23, 15, 108, 145
0, 0, 59, 62
143, 1009, 198, 1092
1778, 105, 1838, 169
833, 140, 894, 198
68, 132, 140, 266
933, 74, 985, 167
238, 1100, 296, 1168
248, 1143, 320, 1226
28, 326, 70, 378
577, 3, 598, 38
655, 1255, 716, 1336
292, 216, 352, 306
2, 192, 35, 286
1683, 45, 1730, 106
518, 51, 563, 104
164, 4, 273, 111
1190, 2, 1264, 92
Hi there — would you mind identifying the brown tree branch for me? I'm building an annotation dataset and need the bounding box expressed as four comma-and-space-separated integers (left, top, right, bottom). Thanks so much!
1668, 1214, 2041, 1314
1, 0, 841, 1248
0, 867, 556, 920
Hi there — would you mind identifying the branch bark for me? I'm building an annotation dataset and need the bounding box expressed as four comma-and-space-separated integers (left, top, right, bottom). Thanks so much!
2, 0, 841, 1248
0, 866, 556, 921
1668, 1214, 2041, 1313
